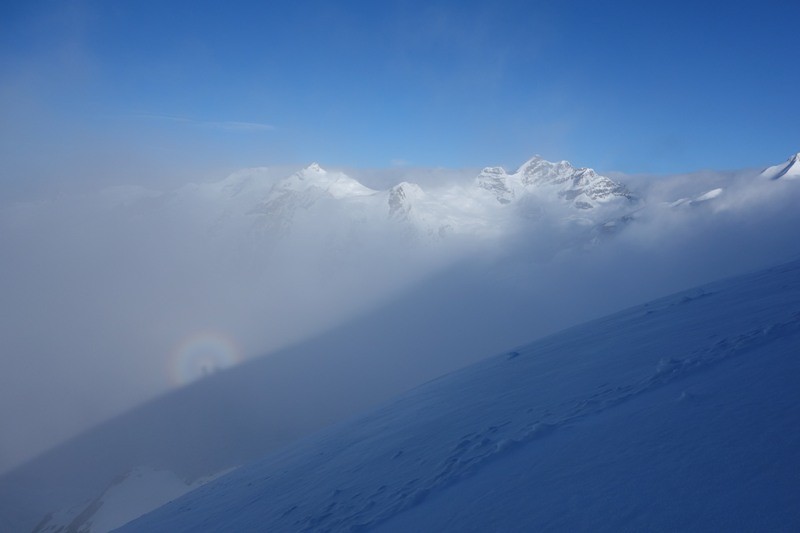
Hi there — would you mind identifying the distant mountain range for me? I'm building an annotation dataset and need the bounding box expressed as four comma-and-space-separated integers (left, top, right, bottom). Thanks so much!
72, 151, 800, 246
156, 154, 640, 243
10, 152, 800, 254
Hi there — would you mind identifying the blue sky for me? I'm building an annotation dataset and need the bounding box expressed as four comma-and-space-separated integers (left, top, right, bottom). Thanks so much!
2, 0, 799, 197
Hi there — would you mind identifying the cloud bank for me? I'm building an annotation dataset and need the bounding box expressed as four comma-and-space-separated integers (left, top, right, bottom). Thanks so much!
1, 156, 800, 474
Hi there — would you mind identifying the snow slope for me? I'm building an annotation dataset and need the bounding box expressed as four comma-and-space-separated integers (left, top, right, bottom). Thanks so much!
759, 152, 800, 180
30, 467, 222, 533
121, 259, 800, 532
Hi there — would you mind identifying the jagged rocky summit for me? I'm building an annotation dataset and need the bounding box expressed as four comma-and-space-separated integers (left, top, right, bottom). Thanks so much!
476, 155, 634, 209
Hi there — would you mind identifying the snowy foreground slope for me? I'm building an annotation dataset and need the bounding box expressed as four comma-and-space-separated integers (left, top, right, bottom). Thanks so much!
121, 260, 800, 532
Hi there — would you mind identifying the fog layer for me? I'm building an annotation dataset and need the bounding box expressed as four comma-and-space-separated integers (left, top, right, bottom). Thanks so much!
1, 159, 799, 474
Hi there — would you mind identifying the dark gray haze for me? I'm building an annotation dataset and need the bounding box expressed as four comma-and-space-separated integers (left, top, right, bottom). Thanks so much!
2, 159, 800, 479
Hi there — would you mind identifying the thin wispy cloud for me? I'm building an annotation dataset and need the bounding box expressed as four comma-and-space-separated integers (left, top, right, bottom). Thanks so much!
211, 121, 275, 132
130, 112, 275, 132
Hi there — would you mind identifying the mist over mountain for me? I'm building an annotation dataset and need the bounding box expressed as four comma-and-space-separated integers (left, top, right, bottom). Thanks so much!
2, 152, 800, 532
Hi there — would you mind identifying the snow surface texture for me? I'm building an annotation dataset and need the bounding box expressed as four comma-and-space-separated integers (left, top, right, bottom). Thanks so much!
121, 260, 800, 532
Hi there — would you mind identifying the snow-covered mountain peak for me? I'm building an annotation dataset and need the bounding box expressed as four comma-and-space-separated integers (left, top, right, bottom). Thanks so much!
248, 165, 376, 233
391, 181, 424, 194
276, 164, 375, 198
476, 167, 513, 204
289, 163, 327, 185
516, 154, 546, 170
759, 152, 800, 180
516, 155, 573, 178
498, 156, 635, 209
388, 182, 426, 219
478, 166, 508, 177
388, 181, 425, 203
785, 152, 800, 173
282, 162, 334, 188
